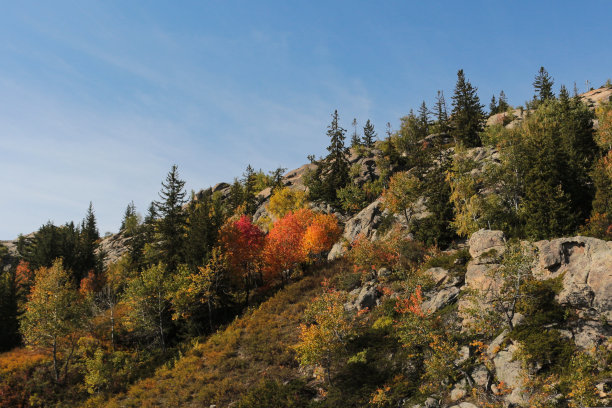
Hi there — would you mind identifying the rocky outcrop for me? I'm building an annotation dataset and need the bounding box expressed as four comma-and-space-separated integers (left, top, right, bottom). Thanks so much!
97, 233, 130, 269
283, 163, 316, 191
468, 229, 506, 261
487, 87, 612, 130
580, 86, 612, 109
345, 281, 380, 312
534, 236, 612, 321
328, 197, 385, 260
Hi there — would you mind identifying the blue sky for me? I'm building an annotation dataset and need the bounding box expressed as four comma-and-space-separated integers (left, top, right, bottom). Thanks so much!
1, 1, 611, 239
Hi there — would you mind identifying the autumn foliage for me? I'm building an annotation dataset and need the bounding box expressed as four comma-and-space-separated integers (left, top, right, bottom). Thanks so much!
219, 215, 265, 297
262, 209, 340, 285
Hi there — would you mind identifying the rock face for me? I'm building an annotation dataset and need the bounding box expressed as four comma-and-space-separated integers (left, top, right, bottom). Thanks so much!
463, 231, 612, 345
345, 282, 379, 312
283, 163, 316, 191
97, 233, 130, 269
468, 229, 506, 260
534, 236, 612, 321
580, 86, 612, 108
328, 197, 385, 260
486, 87, 611, 130
491, 343, 527, 405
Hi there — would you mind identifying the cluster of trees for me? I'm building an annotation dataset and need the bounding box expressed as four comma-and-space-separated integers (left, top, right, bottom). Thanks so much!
0, 160, 341, 405
448, 82, 608, 240
0, 204, 102, 352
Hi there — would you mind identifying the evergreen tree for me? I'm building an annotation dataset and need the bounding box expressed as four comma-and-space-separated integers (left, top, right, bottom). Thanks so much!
121, 201, 137, 231
451, 69, 485, 147
350, 118, 361, 148
498, 90, 509, 112
184, 190, 225, 268
242, 164, 258, 215
362, 119, 377, 147
268, 167, 287, 191
0, 247, 19, 351
78, 202, 101, 280
154, 165, 187, 271
489, 95, 498, 116
228, 178, 244, 213
412, 150, 456, 247
533, 66, 555, 102
433, 90, 450, 134
128, 202, 156, 270
418, 101, 430, 136
323, 110, 350, 205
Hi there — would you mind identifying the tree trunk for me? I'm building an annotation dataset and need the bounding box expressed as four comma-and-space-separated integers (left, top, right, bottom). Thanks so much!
110, 305, 115, 352
207, 299, 214, 333
52, 337, 59, 383
158, 291, 166, 353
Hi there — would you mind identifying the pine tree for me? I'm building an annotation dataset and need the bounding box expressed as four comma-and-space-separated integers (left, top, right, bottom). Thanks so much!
451, 69, 485, 147
489, 95, 498, 116
184, 191, 224, 268
78, 202, 101, 281
268, 167, 287, 191
154, 165, 187, 271
498, 90, 509, 112
121, 201, 137, 231
533, 66, 555, 102
323, 110, 350, 205
418, 101, 430, 136
350, 118, 361, 148
433, 90, 450, 134
242, 164, 258, 215
362, 119, 377, 147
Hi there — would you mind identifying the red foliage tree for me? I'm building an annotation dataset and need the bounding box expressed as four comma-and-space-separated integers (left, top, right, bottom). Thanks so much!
219, 215, 264, 305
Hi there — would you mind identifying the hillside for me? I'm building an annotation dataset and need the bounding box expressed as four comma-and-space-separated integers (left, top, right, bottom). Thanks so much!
1, 77, 612, 408
83, 229, 611, 408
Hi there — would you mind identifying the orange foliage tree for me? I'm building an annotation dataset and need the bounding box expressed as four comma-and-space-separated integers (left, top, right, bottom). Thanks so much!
262, 210, 311, 285
15, 260, 34, 300
262, 209, 340, 286
302, 213, 342, 260
219, 215, 264, 305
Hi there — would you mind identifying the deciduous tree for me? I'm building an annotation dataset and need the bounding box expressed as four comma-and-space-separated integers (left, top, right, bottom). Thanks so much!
19, 260, 85, 382
219, 215, 264, 305
382, 171, 423, 227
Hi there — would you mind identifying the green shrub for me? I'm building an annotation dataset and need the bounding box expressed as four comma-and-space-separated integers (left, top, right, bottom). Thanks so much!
235, 379, 312, 408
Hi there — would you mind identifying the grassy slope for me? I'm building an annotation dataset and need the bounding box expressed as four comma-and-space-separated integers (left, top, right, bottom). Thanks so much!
94, 262, 345, 408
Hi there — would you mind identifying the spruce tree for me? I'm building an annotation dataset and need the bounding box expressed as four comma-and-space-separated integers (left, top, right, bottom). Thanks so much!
433, 90, 450, 134
242, 164, 258, 215
489, 95, 498, 116
362, 119, 376, 147
533, 66, 555, 102
184, 191, 224, 268
451, 69, 485, 147
269, 167, 287, 191
498, 90, 509, 112
121, 201, 137, 231
78, 202, 101, 280
323, 110, 350, 205
154, 165, 187, 271
350, 118, 361, 148
418, 101, 430, 136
